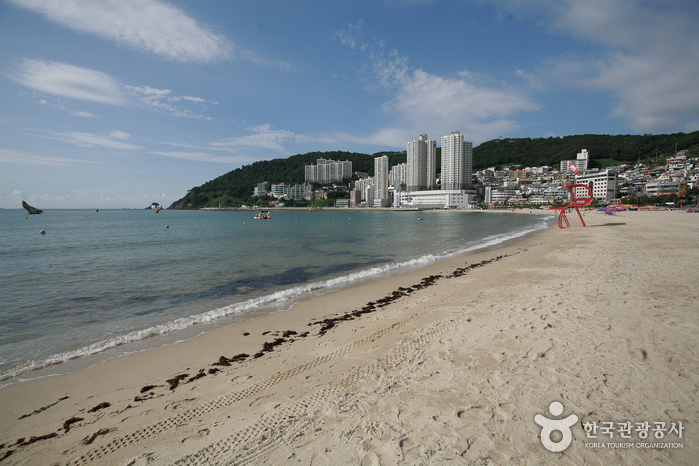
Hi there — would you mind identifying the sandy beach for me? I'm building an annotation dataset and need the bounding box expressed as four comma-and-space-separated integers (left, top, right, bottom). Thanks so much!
1, 210, 697, 465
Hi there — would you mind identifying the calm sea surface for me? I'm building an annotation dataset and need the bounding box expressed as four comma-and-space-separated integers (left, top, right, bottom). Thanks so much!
0, 208, 552, 385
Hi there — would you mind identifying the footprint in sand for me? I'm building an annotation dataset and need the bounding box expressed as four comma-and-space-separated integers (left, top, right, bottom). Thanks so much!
181, 427, 210, 443
360, 451, 380, 466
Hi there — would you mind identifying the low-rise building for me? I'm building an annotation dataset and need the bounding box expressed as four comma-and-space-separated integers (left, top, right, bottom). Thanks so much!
485, 186, 518, 204
398, 189, 477, 209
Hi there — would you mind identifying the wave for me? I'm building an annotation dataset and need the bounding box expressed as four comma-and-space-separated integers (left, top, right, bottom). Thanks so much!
0, 216, 550, 384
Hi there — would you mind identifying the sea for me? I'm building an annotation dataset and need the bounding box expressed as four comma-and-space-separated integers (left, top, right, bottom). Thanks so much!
0, 208, 553, 386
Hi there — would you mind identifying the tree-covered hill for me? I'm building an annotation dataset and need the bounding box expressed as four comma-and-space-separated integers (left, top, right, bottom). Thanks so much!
169, 132, 699, 208
474, 132, 699, 169
170, 150, 406, 208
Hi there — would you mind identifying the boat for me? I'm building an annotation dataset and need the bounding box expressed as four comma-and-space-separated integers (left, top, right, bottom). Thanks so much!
254, 211, 271, 220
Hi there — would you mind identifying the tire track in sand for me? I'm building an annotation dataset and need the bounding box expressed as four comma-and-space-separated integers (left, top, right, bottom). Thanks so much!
69, 249, 527, 465
171, 296, 493, 466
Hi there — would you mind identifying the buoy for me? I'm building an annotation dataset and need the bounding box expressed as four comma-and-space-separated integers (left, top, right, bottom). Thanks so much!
165, 225, 169, 229
40, 230, 46, 234
295, 220, 298, 223
333, 218, 335, 221
243, 222, 247, 225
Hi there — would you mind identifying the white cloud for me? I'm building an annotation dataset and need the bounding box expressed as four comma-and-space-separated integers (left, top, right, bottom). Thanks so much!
333, 20, 365, 50
10, 0, 233, 63
499, 0, 699, 133
125, 85, 212, 119
171, 96, 206, 103
70, 110, 98, 118
62, 132, 143, 150
110, 130, 131, 140
10, 60, 217, 119
23, 130, 144, 151
209, 124, 317, 152
149, 151, 256, 164
335, 21, 538, 145
9, 59, 125, 105
0, 148, 90, 165
386, 69, 537, 125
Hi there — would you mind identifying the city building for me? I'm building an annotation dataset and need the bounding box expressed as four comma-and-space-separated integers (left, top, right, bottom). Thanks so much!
441, 132, 473, 190
560, 149, 590, 174
389, 163, 407, 190
645, 179, 686, 197
406, 134, 437, 191
269, 182, 312, 200
484, 186, 518, 204
574, 170, 618, 202
398, 189, 477, 209
253, 181, 271, 196
304, 158, 353, 184
349, 188, 361, 207
374, 155, 390, 207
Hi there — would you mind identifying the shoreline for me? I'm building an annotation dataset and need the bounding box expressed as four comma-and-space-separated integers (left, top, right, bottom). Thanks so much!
0, 213, 553, 388
1, 211, 697, 464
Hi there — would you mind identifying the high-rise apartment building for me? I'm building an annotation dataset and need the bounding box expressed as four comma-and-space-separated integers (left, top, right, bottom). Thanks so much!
374, 155, 390, 206
441, 132, 472, 190
406, 134, 437, 192
389, 163, 407, 190
304, 158, 352, 184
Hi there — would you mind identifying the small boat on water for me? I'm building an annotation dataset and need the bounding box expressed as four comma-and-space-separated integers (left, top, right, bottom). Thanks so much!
254, 211, 271, 220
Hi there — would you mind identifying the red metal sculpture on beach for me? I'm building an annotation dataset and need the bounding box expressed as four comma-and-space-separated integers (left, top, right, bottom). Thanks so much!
557, 183, 593, 229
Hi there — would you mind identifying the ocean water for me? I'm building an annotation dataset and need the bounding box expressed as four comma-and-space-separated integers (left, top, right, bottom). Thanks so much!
0, 208, 552, 385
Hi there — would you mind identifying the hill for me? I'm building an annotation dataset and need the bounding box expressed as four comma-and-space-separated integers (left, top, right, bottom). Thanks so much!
169, 131, 699, 208
474, 132, 699, 169
170, 151, 405, 209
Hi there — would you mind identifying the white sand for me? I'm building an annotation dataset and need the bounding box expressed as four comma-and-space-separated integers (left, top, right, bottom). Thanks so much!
1, 210, 697, 465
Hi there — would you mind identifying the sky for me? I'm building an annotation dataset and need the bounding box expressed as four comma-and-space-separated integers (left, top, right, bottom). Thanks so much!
1, 0, 698, 209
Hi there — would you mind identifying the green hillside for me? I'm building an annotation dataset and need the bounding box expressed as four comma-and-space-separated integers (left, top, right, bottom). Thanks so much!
170, 151, 405, 208
473, 132, 699, 169
169, 132, 699, 208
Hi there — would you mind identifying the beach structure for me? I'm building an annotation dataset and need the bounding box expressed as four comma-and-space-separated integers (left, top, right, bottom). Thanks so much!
556, 183, 593, 229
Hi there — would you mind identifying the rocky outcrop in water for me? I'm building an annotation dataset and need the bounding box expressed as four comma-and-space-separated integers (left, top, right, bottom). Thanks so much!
22, 200, 43, 214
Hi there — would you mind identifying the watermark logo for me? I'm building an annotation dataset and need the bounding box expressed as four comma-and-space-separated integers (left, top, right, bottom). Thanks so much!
535, 401, 579, 452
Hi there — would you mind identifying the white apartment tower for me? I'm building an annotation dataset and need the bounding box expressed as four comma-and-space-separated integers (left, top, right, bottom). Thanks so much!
304, 158, 352, 184
389, 163, 407, 189
374, 155, 390, 206
441, 132, 473, 190
406, 134, 437, 192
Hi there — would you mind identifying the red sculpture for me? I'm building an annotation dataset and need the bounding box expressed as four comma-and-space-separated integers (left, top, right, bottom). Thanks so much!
557, 184, 593, 229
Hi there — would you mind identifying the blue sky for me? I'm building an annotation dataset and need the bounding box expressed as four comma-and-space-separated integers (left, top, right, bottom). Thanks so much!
1, 0, 698, 209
